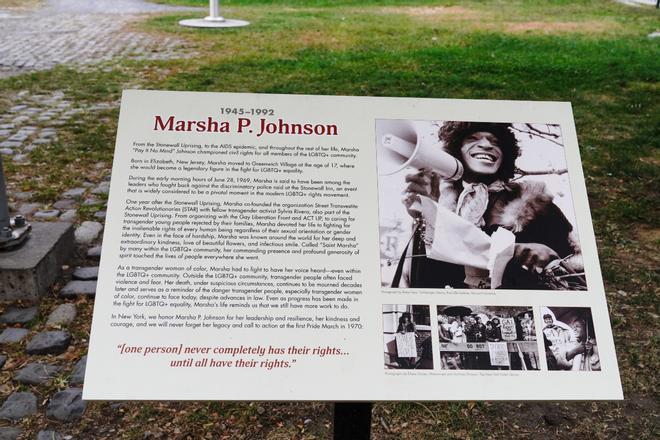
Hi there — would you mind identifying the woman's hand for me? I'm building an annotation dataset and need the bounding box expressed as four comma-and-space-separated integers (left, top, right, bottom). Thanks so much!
513, 243, 559, 273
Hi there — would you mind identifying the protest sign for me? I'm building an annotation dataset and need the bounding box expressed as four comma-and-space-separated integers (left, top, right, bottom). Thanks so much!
500, 318, 518, 341
395, 333, 417, 358
488, 342, 511, 367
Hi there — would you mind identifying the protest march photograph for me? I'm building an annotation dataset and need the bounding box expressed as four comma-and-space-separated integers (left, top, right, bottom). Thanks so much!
436, 305, 540, 371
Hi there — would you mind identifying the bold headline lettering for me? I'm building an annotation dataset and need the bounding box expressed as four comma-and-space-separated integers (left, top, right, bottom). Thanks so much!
153, 115, 338, 137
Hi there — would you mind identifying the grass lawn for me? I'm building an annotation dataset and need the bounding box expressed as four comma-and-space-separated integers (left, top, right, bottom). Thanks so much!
0, 0, 42, 9
1, 0, 658, 438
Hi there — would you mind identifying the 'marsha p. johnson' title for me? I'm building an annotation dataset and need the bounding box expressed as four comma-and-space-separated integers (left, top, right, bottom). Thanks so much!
154, 115, 338, 137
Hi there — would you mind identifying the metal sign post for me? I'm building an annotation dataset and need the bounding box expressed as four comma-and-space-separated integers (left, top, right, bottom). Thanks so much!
0, 153, 71, 301
179, 0, 249, 28
333, 403, 372, 440
0, 155, 30, 251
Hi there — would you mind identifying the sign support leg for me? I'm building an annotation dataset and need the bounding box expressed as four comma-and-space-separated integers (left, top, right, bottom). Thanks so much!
333, 402, 372, 440
179, 0, 249, 28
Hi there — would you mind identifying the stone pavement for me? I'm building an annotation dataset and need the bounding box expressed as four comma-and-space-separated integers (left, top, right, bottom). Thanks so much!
0, 117, 106, 437
0, 0, 199, 77
1, 174, 105, 438
0, 2, 203, 437
0, 89, 116, 165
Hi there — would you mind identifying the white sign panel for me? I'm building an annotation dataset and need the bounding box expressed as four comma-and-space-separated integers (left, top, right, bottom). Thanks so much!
84, 90, 622, 400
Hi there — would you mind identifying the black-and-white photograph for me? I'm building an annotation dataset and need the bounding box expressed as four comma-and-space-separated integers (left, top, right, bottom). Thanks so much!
383, 304, 433, 370
436, 305, 540, 371
542, 307, 600, 371
376, 119, 586, 290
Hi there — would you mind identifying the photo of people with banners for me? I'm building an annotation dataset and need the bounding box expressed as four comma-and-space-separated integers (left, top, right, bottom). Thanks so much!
376, 119, 586, 290
542, 306, 600, 371
436, 305, 539, 370
383, 305, 433, 370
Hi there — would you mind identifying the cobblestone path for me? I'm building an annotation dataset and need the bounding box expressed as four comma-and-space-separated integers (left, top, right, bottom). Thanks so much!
0, 3, 207, 438
0, 0, 198, 77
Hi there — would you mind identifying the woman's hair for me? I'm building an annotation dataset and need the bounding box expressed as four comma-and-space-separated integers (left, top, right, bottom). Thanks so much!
438, 121, 520, 181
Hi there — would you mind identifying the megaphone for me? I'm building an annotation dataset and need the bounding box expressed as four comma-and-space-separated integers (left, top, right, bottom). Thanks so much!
376, 120, 463, 180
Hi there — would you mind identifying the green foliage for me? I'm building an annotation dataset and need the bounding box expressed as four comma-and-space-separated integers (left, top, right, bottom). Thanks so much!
154, 0, 632, 8
150, 5, 659, 236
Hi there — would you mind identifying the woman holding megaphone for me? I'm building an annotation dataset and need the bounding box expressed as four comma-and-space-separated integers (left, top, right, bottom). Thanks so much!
394, 121, 583, 290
